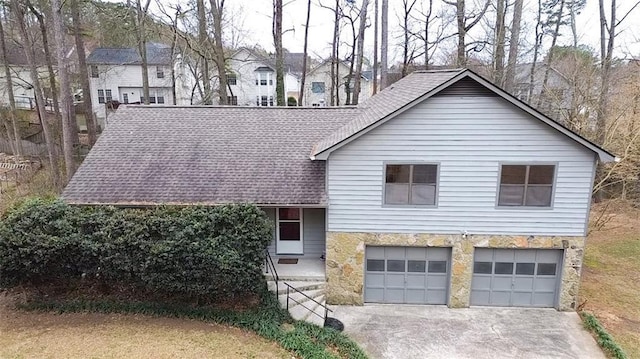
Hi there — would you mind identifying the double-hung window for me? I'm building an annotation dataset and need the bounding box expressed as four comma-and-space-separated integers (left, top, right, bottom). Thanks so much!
384, 164, 438, 206
227, 73, 237, 85
156, 66, 165, 78
278, 208, 301, 241
498, 164, 555, 207
90, 65, 99, 78
97, 89, 112, 104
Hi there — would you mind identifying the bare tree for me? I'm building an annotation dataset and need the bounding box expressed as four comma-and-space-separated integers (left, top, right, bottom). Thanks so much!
135, 0, 152, 105
197, 0, 212, 105
527, 0, 544, 101
380, 0, 388, 89
330, 0, 340, 105
210, 0, 228, 104
504, 0, 523, 93
51, 0, 77, 181
298, 0, 311, 106
493, 0, 507, 85
12, 0, 60, 186
537, 0, 566, 108
401, 0, 418, 77
273, 0, 284, 106
372, 0, 378, 94
71, 0, 98, 147
352, 0, 369, 105
443, 0, 490, 67
0, 14, 22, 157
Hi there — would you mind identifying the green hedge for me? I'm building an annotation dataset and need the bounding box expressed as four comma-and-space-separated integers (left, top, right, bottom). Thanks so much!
0, 198, 273, 301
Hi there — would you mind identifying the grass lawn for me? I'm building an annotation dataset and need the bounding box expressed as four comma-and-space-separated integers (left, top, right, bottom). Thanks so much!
581, 202, 640, 358
0, 295, 292, 359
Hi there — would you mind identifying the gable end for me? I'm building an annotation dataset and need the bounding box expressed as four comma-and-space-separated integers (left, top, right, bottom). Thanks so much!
434, 77, 498, 97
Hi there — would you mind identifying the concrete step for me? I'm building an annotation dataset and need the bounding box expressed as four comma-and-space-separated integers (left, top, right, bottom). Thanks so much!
269, 281, 325, 295
289, 295, 326, 326
267, 280, 329, 327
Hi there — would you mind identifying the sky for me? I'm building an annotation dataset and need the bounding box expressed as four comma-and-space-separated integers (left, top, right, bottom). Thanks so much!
225, 0, 640, 64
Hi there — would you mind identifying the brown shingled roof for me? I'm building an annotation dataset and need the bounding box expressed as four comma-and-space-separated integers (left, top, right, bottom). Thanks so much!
62, 106, 358, 205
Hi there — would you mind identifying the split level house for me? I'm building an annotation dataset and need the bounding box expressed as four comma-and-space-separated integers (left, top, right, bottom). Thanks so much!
62, 69, 615, 311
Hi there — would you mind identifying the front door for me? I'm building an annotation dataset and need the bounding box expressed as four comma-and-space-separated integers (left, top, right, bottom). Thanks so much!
276, 208, 303, 254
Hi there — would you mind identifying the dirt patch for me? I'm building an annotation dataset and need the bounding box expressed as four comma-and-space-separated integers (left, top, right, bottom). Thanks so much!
0, 293, 293, 359
582, 201, 640, 358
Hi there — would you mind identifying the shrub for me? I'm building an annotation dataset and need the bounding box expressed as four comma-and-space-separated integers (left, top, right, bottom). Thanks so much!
0, 198, 273, 301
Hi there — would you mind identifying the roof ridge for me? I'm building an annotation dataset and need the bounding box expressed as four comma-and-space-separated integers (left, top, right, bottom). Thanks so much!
121, 105, 360, 110
412, 68, 465, 73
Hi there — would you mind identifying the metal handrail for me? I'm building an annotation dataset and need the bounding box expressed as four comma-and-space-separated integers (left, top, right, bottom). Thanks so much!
284, 281, 333, 323
264, 250, 279, 289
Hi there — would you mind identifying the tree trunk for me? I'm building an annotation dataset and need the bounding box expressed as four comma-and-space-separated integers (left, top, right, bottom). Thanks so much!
352, 0, 369, 105
537, 0, 565, 108
197, 0, 212, 105
71, 0, 98, 147
0, 16, 22, 157
210, 0, 228, 104
455, 0, 466, 67
298, 0, 311, 106
27, 3, 61, 119
504, 0, 523, 93
136, 0, 151, 105
596, 0, 616, 146
528, 0, 544, 101
380, 0, 388, 89
12, 0, 60, 186
273, 0, 284, 106
493, 0, 506, 86
401, 0, 417, 77
52, 0, 77, 182
424, 0, 433, 69
372, 0, 378, 94
330, 0, 339, 106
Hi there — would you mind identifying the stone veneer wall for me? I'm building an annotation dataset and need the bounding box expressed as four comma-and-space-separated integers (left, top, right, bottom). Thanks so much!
325, 232, 585, 311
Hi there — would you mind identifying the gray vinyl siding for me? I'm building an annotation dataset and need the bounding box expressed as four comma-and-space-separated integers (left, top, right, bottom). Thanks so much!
263, 207, 325, 257
326, 95, 595, 236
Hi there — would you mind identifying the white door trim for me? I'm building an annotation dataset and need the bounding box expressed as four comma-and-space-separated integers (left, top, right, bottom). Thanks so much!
276, 207, 304, 255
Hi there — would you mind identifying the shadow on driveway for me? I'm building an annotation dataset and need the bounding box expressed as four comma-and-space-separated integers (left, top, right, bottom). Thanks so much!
332, 305, 604, 359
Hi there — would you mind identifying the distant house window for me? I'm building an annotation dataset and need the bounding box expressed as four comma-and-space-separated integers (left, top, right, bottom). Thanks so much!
156, 90, 165, 104
156, 66, 165, 78
384, 164, 438, 206
227, 73, 237, 85
97, 89, 112, 104
122, 93, 129, 104
311, 82, 325, 94
269, 96, 274, 106
498, 165, 555, 207
227, 95, 238, 105
90, 65, 99, 78
256, 72, 272, 86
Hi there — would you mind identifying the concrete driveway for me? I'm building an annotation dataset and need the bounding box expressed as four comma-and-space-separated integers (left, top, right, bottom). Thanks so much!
332, 305, 604, 359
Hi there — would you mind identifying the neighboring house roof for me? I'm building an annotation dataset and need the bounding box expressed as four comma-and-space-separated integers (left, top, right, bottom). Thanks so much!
87, 43, 172, 65
230, 47, 307, 76
310, 69, 616, 163
62, 106, 359, 206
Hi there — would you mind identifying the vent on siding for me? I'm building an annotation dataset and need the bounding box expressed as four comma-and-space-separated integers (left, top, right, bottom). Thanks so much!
435, 77, 498, 97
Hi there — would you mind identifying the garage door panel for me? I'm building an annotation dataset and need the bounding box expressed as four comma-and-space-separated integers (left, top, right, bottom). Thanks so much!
490, 291, 511, 306
513, 277, 534, 290
365, 288, 383, 302
427, 290, 447, 304
533, 292, 555, 306
471, 249, 562, 308
494, 250, 515, 262
471, 276, 491, 290
406, 289, 426, 303
365, 246, 451, 305
407, 247, 427, 260
385, 289, 405, 303
512, 292, 533, 306
470, 290, 490, 305
492, 277, 513, 290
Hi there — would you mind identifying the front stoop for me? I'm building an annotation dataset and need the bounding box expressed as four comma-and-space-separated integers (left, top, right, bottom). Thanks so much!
267, 280, 328, 327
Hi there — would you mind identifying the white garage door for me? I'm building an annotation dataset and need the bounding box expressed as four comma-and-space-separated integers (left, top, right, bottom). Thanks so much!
471, 249, 563, 307
365, 246, 451, 304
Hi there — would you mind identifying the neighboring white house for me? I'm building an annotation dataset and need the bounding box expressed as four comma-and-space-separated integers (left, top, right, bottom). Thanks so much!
86, 43, 180, 126
302, 60, 372, 106
226, 47, 304, 106
0, 44, 54, 111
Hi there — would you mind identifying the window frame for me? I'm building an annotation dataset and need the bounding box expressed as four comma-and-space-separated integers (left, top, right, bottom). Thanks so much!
495, 162, 558, 209
227, 73, 237, 85
311, 81, 325, 94
156, 66, 165, 79
97, 89, 105, 104
90, 65, 99, 78
276, 207, 303, 242
382, 162, 440, 208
